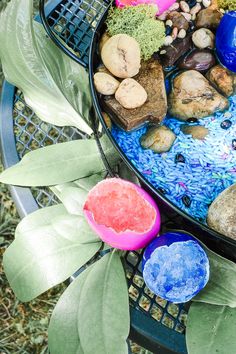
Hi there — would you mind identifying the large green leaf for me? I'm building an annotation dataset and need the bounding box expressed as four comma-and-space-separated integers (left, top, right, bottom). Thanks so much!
192, 244, 236, 307
78, 252, 130, 354
48, 252, 130, 354
0, 0, 93, 134
3, 205, 101, 301
0, 136, 120, 186
51, 173, 104, 215
186, 302, 236, 354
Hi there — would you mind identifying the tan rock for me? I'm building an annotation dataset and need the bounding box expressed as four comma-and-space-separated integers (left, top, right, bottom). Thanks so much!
206, 65, 235, 97
207, 184, 236, 240
168, 70, 229, 120
181, 125, 209, 139
94, 72, 120, 95
115, 79, 147, 109
99, 32, 110, 53
104, 59, 167, 131
140, 126, 176, 153
196, 8, 222, 29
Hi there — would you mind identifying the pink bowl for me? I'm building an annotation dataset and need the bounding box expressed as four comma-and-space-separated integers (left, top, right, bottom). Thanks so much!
83, 178, 161, 250
115, 0, 177, 15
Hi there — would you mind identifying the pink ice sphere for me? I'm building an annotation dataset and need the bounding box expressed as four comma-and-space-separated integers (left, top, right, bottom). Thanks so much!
83, 178, 161, 250
115, 0, 177, 15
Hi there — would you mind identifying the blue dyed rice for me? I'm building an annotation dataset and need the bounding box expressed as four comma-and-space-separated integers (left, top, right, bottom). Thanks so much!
112, 95, 236, 223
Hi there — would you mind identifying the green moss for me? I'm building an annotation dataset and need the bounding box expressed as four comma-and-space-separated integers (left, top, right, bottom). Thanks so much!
106, 5, 165, 60
217, 0, 236, 10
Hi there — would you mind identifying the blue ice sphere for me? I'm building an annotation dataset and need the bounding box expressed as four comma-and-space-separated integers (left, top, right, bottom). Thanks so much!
142, 231, 210, 303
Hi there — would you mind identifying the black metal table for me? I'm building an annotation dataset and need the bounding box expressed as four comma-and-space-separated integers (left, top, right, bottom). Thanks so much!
0, 1, 189, 352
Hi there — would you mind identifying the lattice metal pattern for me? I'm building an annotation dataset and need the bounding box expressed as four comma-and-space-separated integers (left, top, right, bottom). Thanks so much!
13, 91, 188, 334
47, 0, 109, 66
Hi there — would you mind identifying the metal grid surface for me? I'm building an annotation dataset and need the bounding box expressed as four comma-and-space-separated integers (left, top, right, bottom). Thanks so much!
46, 0, 109, 66
13, 91, 188, 335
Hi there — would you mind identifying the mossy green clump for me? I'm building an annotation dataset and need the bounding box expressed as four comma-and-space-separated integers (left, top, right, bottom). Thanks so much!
217, 0, 236, 10
106, 5, 165, 61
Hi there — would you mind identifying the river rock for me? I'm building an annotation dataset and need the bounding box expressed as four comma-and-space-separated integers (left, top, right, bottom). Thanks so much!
115, 78, 147, 109
207, 184, 236, 240
140, 125, 176, 153
104, 59, 167, 131
179, 49, 216, 72
196, 8, 222, 29
192, 28, 215, 49
159, 34, 193, 67
167, 11, 189, 30
181, 125, 209, 139
206, 65, 235, 97
168, 70, 229, 120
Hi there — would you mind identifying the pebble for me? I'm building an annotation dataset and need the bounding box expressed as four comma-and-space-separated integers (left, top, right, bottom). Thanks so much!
189, 0, 197, 6
160, 50, 167, 55
196, 0, 202, 2
181, 125, 209, 140
232, 139, 236, 150
164, 35, 174, 46
158, 11, 169, 21
180, 1, 190, 12
220, 119, 232, 130
182, 195, 192, 207
192, 14, 197, 20
169, 3, 180, 11
172, 27, 178, 40
190, 3, 201, 15
165, 25, 172, 35
175, 153, 186, 163
187, 118, 199, 123
178, 29, 187, 38
181, 12, 192, 21
192, 28, 215, 49
224, 112, 232, 118
166, 19, 173, 27
202, 0, 211, 7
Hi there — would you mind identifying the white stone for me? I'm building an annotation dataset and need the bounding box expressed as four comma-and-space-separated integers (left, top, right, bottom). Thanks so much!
160, 50, 167, 55
190, 3, 201, 15
166, 19, 173, 27
180, 1, 190, 13
164, 35, 173, 46
203, 0, 211, 7
181, 12, 192, 21
177, 29, 187, 39
169, 3, 180, 11
192, 28, 215, 49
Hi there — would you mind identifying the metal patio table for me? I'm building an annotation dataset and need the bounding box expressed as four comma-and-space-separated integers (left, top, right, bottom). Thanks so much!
0, 0, 191, 353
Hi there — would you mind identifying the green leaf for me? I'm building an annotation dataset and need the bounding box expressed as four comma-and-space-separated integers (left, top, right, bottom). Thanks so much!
186, 302, 236, 354
51, 173, 104, 215
0, 135, 120, 186
3, 205, 101, 301
78, 252, 130, 354
192, 244, 236, 307
0, 0, 93, 135
48, 252, 130, 354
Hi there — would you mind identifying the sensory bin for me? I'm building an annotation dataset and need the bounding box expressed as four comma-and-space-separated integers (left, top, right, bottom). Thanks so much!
94, 0, 236, 239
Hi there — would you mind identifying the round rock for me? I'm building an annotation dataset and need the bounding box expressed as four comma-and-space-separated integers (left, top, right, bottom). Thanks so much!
115, 78, 147, 109
181, 125, 209, 139
192, 28, 215, 49
101, 34, 141, 78
94, 72, 120, 95
207, 184, 236, 240
140, 125, 176, 153
178, 49, 216, 72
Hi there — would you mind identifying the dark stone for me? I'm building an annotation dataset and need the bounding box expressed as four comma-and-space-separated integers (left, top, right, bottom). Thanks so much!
159, 35, 193, 68
175, 153, 185, 163
188, 0, 197, 8
221, 120, 232, 130
178, 49, 216, 72
165, 25, 172, 36
157, 187, 167, 195
182, 195, 192, 207
232, 139, 236, 150
187, 117, 199, 123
